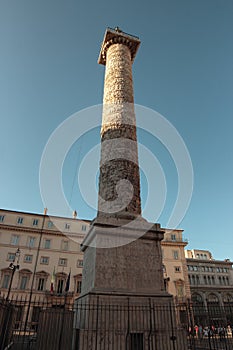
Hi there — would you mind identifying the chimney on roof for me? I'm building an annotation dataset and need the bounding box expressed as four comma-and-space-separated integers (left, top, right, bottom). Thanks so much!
43, 208, 48, 215
73, 210, 77, 219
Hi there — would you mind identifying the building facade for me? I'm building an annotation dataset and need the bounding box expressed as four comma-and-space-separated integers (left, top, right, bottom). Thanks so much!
185, 249, 233, 325
0, 208, 88, 302
162, 229, 191, 304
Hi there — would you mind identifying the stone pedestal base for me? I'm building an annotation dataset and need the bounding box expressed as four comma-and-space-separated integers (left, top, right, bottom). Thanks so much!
80, 216, 166, 295
72, 217, 187, 349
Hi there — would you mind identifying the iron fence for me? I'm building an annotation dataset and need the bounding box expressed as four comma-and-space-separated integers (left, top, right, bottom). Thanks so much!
0, 295, 232, 350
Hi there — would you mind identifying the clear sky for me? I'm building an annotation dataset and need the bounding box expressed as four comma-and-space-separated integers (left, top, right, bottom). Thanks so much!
0, 0, 232, 260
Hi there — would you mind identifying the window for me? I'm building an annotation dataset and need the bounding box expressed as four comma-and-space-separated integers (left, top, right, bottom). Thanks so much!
20, 276, 28, 290
130, 333, 144, 350
7, 252, 16, 261
59, 258, 67, 267
44, 239, 51, 249
31, 307, 41, 330
77, 259, 83, 267
173, 250, 179, 260
175, 266, 181, 272
15, 306, 23, 327
61, 240, 69, 251
171, 234, 176, 241
57, 279, 64, 294
81, 225, 86, 231
24, 255, 33, 263
65, 223, 70, 230
176, 283, 184, 297
17, 217, 23, 224
47, 221, 53, 228
32, 219, 39, 226
76, 280, 82, 293
11, 234, 19, 245
0, 215, 5, 222
216, 267, 223, 273
193, 266, 198, 271
2, 274, 10, 289
37, 278, 45, 291
28, 237, 36, 248
40, 256, 49, 264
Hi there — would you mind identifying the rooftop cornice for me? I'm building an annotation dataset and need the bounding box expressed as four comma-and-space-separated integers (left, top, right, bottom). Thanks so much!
186, 258, 233, 265
0, 208, 91, 223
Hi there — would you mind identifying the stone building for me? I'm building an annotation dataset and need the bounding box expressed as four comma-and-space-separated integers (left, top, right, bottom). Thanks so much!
162, 229, 191, 304
0, 208, 87, 302
185, 249, 233, 325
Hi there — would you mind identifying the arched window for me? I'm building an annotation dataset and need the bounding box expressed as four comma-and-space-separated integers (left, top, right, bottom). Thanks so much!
1, 268, 12, 290
207, 293, 219, 303
55, 272, 67, 294
223, 293, 233, 303
192, 293, 203, 305
223, 293, 233, 321
207, 293, 220, 315
74, 274, 82, 294
36, 271, 49, 291
18, 269, 32, 290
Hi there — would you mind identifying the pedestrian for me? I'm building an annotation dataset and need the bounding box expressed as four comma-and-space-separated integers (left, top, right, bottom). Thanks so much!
198, 325, 203, 340
194, 324, 198, 338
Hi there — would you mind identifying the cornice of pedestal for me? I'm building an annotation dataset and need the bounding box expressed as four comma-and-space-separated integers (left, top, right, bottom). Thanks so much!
80, 215, 165, 251
98, 27, 141, 65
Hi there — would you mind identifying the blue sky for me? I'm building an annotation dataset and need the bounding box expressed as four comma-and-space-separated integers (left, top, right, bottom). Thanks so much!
0, 0, 232, 260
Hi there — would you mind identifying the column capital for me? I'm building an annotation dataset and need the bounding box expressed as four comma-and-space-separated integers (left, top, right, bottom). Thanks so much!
98, 27, 140, 65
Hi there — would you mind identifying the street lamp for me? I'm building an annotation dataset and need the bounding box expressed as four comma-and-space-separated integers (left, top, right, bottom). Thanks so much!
6, 248, 20, 301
